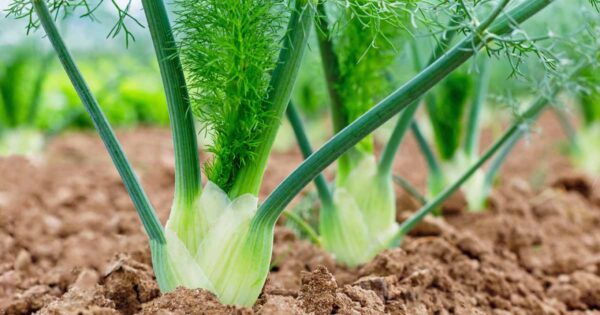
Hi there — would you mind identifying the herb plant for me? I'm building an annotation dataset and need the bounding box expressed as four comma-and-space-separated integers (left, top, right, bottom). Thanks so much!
312, 0, 412, 266
303, 0, 564, 266
11, 0, 591, 307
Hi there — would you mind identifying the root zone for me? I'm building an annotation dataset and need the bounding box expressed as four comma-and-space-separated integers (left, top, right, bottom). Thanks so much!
1, 116, 600, 314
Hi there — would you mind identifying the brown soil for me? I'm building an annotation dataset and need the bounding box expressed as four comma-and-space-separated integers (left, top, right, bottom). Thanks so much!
1, 112, 600, 314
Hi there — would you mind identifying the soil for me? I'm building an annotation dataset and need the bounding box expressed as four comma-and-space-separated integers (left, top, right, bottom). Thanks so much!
1, 112, 600, 314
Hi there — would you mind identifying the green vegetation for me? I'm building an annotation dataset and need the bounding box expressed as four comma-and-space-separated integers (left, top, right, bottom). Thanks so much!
9, 0, 600, 308
570, 65, 600, 173
0, 43, 51, 155
0, 40, 169, 156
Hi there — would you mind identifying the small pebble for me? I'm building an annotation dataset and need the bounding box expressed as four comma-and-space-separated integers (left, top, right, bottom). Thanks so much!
14, 250, 32, 271
44, 215, 63, 235
73, 268, 99, 290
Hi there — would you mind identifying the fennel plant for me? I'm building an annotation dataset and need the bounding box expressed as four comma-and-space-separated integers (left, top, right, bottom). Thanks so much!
307, 0, 544, 266
12, 0, 583, 306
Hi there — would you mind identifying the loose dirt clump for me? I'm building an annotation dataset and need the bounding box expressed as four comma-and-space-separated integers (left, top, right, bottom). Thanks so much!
102, 254, 160, 315
140, 288, 250, 315
2, 120, 600, 314
38, 286, 118, 315
298, 266, 338, 314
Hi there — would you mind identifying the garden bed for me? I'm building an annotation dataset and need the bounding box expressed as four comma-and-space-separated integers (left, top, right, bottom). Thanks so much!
1, 113, 600, 314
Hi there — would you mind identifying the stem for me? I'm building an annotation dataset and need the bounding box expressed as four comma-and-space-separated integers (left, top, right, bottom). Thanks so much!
283, 211, 321, 246
141, 0, 201, 209
396, 95, 550, 239
431, 14, 464, 60
483, 128, 522, 192
315, 0, 354, 181
315, 0, 346, 133
33, 0, 164, 243
286, 102, 333, 207
475, 0, 511, 36
411, 121, 442, 176
254, 0, 555, 228
483, 97, 557, 190
464, 57, 490, 157
230, 1, 315, 198
398, 127, 517, 237
553, 106, 582, 156
378, 18, 461, 176
392, 174, 427, 205
551, 106, 578, 145
378, 100, 420, 175
45, 72, 126, 138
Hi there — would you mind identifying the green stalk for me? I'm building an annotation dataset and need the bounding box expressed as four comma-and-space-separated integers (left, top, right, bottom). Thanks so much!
464, 57, 490, 157
141, 0, 201, 209
411, 121, 442, 178
283, 211, 321, 245
254, 0, 555, 228
315, 1, 354, 181
483, 94, 568, 192
286, 102, 333, 207
551, 107, 579, 146
378, 18, 461, 176
482, 129, 522, 194
411, 120, 444, 210
392, 174, 427, 205
229, 1, 315, 198
45, 73, 126, 139
32, 0, 164, 243
396, 94, 550, 239
315, 0, 346, 133
431, 14, 463, 60
378, 100, 420, 175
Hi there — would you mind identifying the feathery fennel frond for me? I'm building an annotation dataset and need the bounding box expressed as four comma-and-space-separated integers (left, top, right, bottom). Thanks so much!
331, 0, 413, 154
175, 0, 285, 192
6, 0, 142, 44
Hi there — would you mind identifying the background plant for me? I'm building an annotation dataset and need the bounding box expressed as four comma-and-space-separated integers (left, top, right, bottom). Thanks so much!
281, 0, 599, 267
0, 8, 169, 156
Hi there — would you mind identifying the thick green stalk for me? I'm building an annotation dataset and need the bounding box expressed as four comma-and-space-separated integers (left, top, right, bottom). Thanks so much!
229, 1, 315, 198
378, 19, 460, 176
286, 102, 333, 207
32, 0, 164, 243
464, 58, 490, 157
314, 1, 354, 181
411, 121, 441, 177
254, 0, 555, 227
315, 0, 346, 133
396, 94, 550, 238
141, 0, 201, 209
